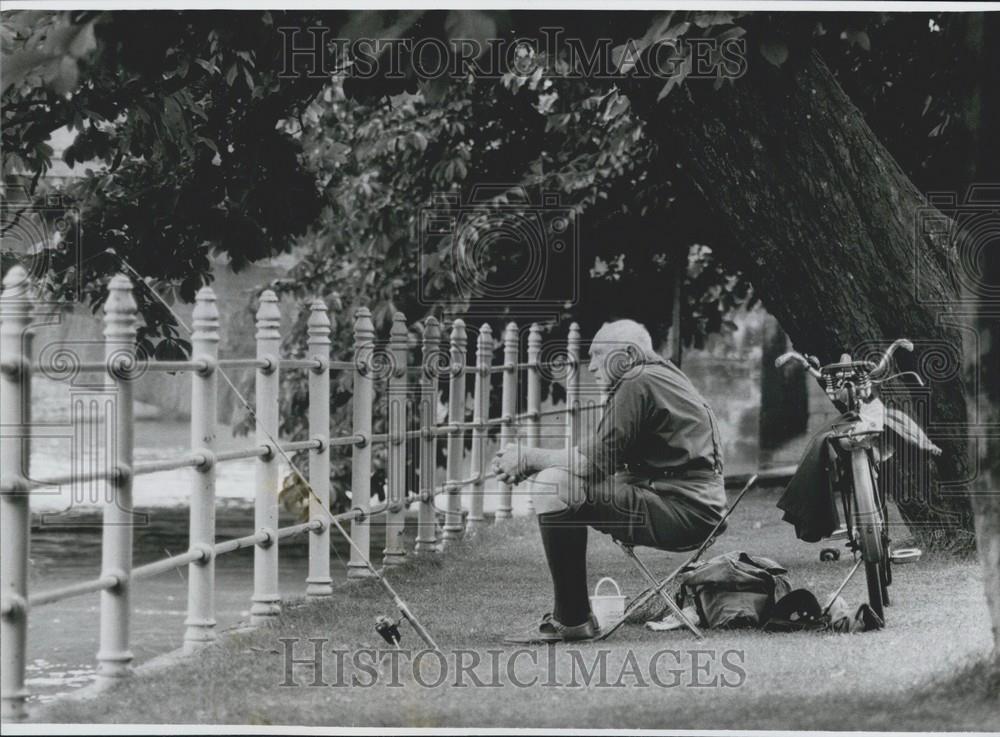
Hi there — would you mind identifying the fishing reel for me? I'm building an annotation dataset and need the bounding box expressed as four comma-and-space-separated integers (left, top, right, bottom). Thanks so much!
375, 615, 403, 647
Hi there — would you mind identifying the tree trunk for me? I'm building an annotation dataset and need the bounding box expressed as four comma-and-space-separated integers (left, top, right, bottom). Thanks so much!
966, 11, 1000, 666
629, 50, 974, 536
759, 312, 808, 458
971, 293, 1000, 666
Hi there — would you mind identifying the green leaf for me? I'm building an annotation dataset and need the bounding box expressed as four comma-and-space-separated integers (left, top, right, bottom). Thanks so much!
843, 29, 871, 51
657, 76, 680, 102
67, 21, 97, 58
692, 12, 737, 29
50, 56, 79, 96
659, 22, 690, 43
759, 40, 789, 67
194, 58, 219, 75
444, 10, 499, 53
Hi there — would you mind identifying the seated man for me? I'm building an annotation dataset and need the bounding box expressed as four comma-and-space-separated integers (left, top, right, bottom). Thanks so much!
492, 319, 727, 643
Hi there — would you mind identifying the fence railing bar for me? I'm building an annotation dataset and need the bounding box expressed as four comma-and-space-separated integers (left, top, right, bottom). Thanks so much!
213, 530, 270, 557
334, 499, 391, 524
332, 508, 362, 523
432, 469, 499, 494
214, 446, 270, 463
24, 468, 112, 489
328, 360, 355, 371
278, 439, 323, 454
217, 358, 268, 370
134, 549, 204, 582
27, 574, 120, 608
29, 359, 210, 375
279, 358, 324, 371
141, 360, 210, 373
509, 360, 576, 372
135, 454, 205, 476
328, 434, 365, 448
277, 520, 322, 540
402, 358, 579, 378
514, 408, 569, 422
29, 521, 327, 610
32, 517, 324, 610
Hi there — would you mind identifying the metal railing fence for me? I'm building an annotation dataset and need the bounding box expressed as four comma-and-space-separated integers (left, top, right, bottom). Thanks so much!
0, 266, 604, 719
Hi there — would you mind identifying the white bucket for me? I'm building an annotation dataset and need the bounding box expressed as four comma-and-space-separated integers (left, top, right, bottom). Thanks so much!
590, 577, 626, 631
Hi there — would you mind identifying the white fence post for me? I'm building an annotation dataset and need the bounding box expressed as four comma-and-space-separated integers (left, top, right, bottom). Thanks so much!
415, 318, 440, 553
348, 308, 375, 578
251, 290, 281, 624
97, 274, 137, 684
306, 299, 333, 597
441, 319, 466, 543
525, 323, 542, 513
496, 322, 518, 520
468, 323, 492, 529
184, 286, 220, 651
0, 266, 34, 720
383, 312, 409, 566
567, 322, 581, 448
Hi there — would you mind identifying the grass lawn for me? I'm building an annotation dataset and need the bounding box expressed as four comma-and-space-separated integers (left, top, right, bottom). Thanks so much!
39, 484, 998, 730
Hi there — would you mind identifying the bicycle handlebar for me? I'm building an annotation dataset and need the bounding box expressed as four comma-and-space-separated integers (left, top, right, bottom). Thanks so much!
775, 351, 822, 378
775, 338, 915, 380
871, 338, 914, 377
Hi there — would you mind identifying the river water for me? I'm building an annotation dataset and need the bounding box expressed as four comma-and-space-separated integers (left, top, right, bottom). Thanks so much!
24, 416, 338, 707
21, 376, 528, 708
22, 369, 367, 707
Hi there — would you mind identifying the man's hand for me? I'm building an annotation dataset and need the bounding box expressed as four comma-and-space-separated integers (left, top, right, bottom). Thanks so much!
491, 443, 534, 486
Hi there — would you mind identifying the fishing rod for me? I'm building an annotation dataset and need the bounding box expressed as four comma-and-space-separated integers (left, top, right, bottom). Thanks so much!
110, 253, 440, 651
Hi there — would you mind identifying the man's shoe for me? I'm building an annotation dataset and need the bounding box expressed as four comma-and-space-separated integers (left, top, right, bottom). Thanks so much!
502, 612, 600, 644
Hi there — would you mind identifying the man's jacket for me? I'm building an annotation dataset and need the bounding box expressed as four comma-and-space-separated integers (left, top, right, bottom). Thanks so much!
776, 417, 845, 543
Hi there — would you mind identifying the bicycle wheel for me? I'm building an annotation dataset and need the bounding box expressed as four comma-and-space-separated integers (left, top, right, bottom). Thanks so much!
881, 527, 892, 606
865, 562, 884, 621
879, 488, 892, 606
880, 561, 891, 607
850, 449, 885, 622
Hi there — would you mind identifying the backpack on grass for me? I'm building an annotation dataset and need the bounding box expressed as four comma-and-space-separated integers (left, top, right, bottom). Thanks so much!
677, 551, 792, 628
